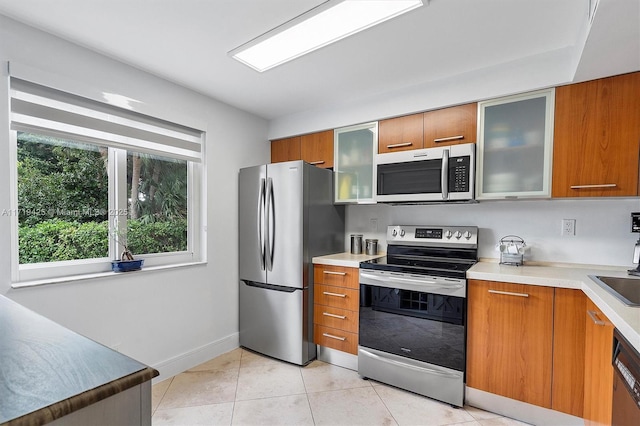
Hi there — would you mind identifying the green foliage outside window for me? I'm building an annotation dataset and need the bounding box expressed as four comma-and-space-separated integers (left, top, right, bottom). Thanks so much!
17, 132, 188, 264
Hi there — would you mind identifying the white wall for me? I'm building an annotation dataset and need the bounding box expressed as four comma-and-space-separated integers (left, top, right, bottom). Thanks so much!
346, 199, 639, 268
0, 15, 269, 380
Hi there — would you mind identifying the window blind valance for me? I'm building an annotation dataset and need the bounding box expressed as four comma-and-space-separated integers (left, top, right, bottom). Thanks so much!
10, 78, 203, 162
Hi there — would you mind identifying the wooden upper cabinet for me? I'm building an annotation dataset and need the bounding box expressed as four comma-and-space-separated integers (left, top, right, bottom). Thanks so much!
270, 136, 301, 163
423, 103, 477, 148
378, 113, 424, 153
301, 130, 334, 168
553, 72, 640, 197
552, 288, 586, 418
466, 280, 554, 408
583, 298, 614, 426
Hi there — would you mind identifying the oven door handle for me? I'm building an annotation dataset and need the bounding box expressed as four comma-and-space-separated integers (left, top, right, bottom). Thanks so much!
360, 272, 464, 290
360, 348, 461, 379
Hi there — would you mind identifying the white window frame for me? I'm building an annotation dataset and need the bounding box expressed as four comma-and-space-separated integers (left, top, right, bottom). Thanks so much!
9, 126, 203, 284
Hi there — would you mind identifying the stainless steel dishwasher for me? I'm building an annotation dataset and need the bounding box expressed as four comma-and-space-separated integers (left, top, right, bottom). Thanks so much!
612, 329, 640, 426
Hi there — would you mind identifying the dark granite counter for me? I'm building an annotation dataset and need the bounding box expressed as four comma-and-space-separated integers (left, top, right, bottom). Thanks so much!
0, 295, 158, 425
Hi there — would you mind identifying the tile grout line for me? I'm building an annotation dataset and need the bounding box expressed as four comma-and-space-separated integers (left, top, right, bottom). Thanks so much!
152, 376, 174, 417
298, 363, 318, 426
370, 384, 401, 426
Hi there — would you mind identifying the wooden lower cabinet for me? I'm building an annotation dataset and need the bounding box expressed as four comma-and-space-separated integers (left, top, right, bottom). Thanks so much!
583, 298, 614, 426
467, 280, 554, 408
552, 288, 587, 417
313, 264, 359, 355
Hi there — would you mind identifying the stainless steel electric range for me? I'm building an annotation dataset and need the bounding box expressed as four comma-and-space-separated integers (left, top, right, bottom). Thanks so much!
358, 225, 478, 407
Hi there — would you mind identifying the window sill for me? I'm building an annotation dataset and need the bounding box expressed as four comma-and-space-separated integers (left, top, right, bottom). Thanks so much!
11, 261, 207, 289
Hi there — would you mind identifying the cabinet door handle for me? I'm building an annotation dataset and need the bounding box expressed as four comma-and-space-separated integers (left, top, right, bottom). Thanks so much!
433, 135, 464, 143
309, 160, 325, 165
323, 270, 346, 276
488, 289, 529, 298
386, 142, 413, 149
323, 291, 347, 298
323, 312, 346, 320
322, 332, 346, 341
587, 310, 606, 326
570, 184, 617, 189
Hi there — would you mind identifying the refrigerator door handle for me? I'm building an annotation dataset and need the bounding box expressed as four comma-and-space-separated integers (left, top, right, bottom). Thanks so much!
266, 177, 275, 271
258, 177, 266, 270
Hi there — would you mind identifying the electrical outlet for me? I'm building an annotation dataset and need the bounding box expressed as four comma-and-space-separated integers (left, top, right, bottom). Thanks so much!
562, 219, 576, 236
370, 218, 378, 232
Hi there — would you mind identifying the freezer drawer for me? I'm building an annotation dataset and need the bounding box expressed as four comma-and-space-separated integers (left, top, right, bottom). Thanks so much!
239, 281, 314, 365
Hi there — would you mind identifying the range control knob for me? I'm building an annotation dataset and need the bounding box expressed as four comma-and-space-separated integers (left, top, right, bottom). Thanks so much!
392, 229, 397, 237
454, 231, 462, 239
444, 230, 453, 239
400, 229, 406, 237
464, 231, 472, 240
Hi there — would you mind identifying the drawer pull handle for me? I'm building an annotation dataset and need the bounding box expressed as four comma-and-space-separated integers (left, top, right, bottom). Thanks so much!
309, 160, 325, 165
323, 271, 347, 276
570, 184, 617, 189
323, 312, 346, 320
587, 310, 605, 326
434, 135, 464, 143
322, 332, 346, 341
488, 289, 529, 298
323, 291, 346, 298
386, 142, 413, 149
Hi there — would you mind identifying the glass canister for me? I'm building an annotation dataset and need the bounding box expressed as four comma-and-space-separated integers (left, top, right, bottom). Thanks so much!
365, 239, 378, 255
350, 234, 363, 254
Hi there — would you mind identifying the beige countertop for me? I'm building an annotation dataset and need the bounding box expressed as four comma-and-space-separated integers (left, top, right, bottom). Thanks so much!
312, 252, 386, 268
311, 253, 639, 352
468, 261, 640, 352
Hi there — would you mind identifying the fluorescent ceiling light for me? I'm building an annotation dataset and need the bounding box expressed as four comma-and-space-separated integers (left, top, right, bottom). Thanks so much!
229, 0, 423, 72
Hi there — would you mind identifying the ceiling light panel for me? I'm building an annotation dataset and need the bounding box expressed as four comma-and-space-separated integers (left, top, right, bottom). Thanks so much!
230, 0, 423, 72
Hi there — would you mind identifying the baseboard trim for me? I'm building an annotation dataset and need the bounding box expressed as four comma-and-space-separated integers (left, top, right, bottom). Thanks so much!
465, 387, 585, 426
317, 345, 358, 371
151, 333, 239, 383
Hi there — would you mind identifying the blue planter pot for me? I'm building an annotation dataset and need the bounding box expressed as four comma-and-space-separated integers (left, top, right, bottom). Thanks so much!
111, 259, 144, 272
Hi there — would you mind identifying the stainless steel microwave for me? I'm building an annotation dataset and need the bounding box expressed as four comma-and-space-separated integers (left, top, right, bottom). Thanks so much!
376, 143, 475, 203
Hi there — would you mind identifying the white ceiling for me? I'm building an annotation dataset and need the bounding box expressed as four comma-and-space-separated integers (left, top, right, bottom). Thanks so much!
0, 0, 637, 121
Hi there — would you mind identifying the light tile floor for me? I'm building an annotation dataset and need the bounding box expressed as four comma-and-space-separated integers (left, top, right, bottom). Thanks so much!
152, 348, 529, 426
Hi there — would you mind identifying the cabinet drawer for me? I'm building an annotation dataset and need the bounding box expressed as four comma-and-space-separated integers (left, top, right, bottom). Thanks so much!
313, 265, 359, 289
314, 304, 358, 333
315, 284, 359, 311
314, 324, 358, 355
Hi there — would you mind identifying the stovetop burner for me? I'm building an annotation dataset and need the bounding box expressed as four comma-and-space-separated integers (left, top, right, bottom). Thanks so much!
360, 225, 478, 279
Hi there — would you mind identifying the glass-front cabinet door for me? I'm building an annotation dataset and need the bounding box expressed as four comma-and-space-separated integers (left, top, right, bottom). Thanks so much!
334, 122, 377, 204
476, 89, 555, 200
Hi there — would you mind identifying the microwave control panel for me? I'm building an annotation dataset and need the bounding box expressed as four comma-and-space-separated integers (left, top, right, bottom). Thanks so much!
449, 156, 471, 192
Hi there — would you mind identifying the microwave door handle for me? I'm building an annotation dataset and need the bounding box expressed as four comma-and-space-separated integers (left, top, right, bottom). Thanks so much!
441, 149, 449, 200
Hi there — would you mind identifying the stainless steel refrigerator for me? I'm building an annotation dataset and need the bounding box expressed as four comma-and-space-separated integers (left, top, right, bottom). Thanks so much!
239, 160, 345, 365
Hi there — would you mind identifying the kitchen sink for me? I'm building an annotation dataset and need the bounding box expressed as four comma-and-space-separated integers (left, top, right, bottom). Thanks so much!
589, 276, 640, 307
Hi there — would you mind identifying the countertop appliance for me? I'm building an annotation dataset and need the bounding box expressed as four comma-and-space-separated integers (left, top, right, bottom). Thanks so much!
612, 328, 640, 425
376, 143, 475, 203
239, 161, 345, 365
358, 225, 478, 407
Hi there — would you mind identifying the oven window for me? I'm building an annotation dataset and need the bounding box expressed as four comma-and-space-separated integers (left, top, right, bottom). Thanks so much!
359, 284, 465, 371
377, 160, 442, 195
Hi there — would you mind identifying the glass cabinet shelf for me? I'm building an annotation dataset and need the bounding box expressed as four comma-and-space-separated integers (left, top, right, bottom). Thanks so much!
334, 122, 378, 204
476, 89, 555, 199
